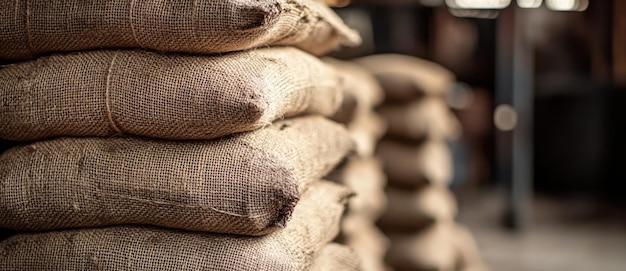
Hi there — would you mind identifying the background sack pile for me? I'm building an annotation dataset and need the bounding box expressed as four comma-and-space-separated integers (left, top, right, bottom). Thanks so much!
324, 59, 390, 271
0, 0, 365, 270
356, 54, 488, 271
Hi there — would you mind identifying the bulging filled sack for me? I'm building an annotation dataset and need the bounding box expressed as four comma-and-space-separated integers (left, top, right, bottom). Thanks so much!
0, 0, 361, 60
0, 48, 343, 141
376, 139, 452, 188
340, 215, 390, 271
325, 58, 384, 124
355, 54, 455, 102
385, 223, 457, 271
310, 243, 362, 271
327, 157, 387, 220
0, 181, 352, 271
378, 186, 457, 231
0, 116, 353, 235
378, 97, 461, 141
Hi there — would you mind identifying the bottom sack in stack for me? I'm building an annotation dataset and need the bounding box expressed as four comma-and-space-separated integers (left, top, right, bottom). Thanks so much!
0, 181, 358, 271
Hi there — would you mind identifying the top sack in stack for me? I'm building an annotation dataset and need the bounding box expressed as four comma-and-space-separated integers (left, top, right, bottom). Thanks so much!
0, 47, 344, 141
0, 0, 361, 60
354, 54, 454, 102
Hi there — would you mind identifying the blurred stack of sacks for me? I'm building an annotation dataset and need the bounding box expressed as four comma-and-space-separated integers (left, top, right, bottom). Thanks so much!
356, 54, 487, 271
324, 59, 390, 271
0, 0, 365, 270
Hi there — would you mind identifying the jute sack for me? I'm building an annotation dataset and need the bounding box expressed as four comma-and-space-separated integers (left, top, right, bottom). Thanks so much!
327, 157, 387, 220
378, 97, 461, 141
310, 243, 362, 271
452, 224, 489, 271
325, 58, 384, 124
340, 215, 390, 271
0, 116, 353, 235
377, 139, 452, 188
354, 54, 455, 102
347, 110, 387, 157
378, 186, 457, 231
0, 0, 361, 60
0, 48, 343, 141
385, 223, 457, 271
0, 181, 352, 271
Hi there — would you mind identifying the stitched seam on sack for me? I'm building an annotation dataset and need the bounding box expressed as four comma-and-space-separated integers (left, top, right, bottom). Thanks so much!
105, 52, 124, 134
191, 0, 199, 43
101, 192, 269, 218
128, 0, 143, 47
24, 0, 36, 54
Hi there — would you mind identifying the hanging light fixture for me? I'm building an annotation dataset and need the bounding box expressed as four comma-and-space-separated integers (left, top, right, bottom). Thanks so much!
516, 0, 542, 8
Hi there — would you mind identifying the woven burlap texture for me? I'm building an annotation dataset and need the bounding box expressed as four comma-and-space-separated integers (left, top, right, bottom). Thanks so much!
0, 116, 354, 235
0, 180, 353, 271
310, 243, 362, 271
0, 48, 343, 141
0, 0, 361, 60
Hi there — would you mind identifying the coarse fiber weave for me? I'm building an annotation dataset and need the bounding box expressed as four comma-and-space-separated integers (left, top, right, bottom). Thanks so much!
0, 0, 361, 60
0, 47, 343, 141
0, 181, 353, 271
0, 116, 353, 235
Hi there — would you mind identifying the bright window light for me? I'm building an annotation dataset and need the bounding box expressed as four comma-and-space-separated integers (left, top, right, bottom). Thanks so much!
446, 0, 511, 9
546, 0, 588, 11
517, 0, 542, 8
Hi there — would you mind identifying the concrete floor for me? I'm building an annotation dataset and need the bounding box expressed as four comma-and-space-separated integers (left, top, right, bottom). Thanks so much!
456, 188, 626, 271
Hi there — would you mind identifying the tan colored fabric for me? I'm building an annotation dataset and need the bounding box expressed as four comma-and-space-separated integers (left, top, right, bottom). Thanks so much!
379, 186, 457, 230
385, 223, 457, 271
321, 0, 352, 7
326, 58, 385, 125
310, 243, 362, 271
452, 224, 489, 271
0, 116, 353, 235
355, 54, 455, 102
0, 48, 343, 141
378, 97, 461, 141
328, 157, 387, 220
348, 111, 387, 157
0, 0, 361, 60
0, 181, 352, 271
341, 215, 390, 271
376, 139, 452, 188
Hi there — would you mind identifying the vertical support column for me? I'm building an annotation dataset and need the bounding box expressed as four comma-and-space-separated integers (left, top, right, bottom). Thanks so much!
496, 7, 534, 231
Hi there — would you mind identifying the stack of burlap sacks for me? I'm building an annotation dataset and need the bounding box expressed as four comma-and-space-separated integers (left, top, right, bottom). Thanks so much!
355, 55, 488, 271
324, 59, 390, 271
0, 0, 367, 270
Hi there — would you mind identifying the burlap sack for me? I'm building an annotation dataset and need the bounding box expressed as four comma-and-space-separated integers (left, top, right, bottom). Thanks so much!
340, 215, 390, 271
385, 223, 457, 271
348, 110, 387, 157
310, 243, 362, 271
354, 54, 455, 102
377, 139, 452, 188
452, 224, 489, 271
378, 186, 457, 231
0, 116, 353, 235
378, 97, 461, 141
0, 48, 343, 141
325, 58, 384, 124
327, 157, 387, 220
0, 0, 361, 60
0, 181, 352, 271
